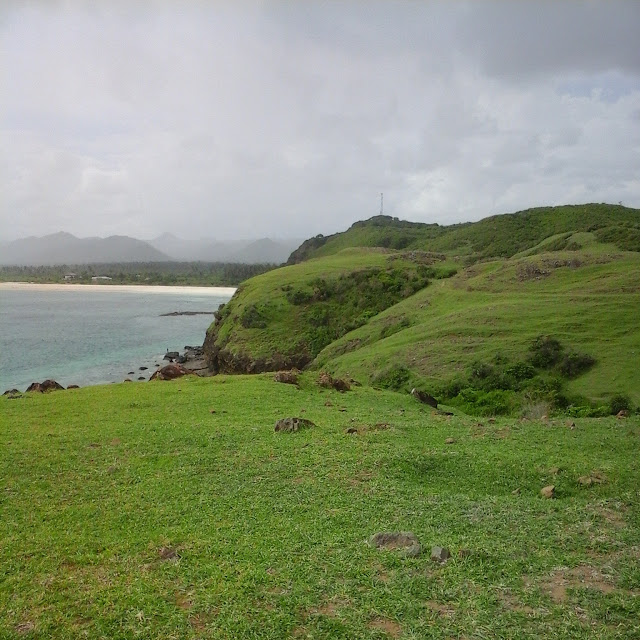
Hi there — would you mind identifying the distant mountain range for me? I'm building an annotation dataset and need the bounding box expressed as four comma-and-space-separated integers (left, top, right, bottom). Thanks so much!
0, 232, 302, 266
147, 233, 303, 264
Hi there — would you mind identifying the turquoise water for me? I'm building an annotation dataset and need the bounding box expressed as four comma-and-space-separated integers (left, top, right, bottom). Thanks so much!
0, 286, 233, 391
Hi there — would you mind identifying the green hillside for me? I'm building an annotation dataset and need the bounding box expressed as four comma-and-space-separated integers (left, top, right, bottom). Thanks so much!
288, 203, 640, 264
204, 248, 457, 373
205, 204, 639, 416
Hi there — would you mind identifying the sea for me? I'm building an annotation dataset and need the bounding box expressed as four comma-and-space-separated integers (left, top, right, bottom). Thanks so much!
0, 284, 235, 391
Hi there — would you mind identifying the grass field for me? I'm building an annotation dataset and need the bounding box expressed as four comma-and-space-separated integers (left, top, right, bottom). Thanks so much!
2, 376, 639, 639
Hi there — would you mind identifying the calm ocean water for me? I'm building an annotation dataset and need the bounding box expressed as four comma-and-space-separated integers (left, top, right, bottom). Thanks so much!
0, 285, 234, 391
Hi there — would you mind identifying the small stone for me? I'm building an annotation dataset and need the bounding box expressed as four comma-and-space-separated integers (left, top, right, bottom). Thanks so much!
209, 409, 216, 414
430, 546, 451, 563
566, 420, 576, 428
577, 476, 593, 487
346, 427, 359, 434
511, 488, 521, 495
616, 410, 629, 419
139, 366, 148, 371
445, 437, 455, 444
369, 531, 421, 558
548, 466, 561, 475
540, 485, 555, 499
457, 548, 472, 559
274, 417, 317, 433
274, 370, 299, 385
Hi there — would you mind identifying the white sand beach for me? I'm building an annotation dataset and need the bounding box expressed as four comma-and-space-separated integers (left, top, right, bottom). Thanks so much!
0, 282, 236, 295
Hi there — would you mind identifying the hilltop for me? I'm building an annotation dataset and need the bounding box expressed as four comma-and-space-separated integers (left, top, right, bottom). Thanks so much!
205, 203, 640, 415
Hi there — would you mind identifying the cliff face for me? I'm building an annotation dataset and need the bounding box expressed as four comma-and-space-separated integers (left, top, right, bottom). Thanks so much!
203, 320, 311, 374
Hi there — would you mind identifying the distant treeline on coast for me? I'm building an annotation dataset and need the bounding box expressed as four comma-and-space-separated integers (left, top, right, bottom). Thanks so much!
0, 262, 277, 287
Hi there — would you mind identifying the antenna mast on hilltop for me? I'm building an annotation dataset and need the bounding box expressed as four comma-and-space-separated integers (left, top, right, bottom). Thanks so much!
380, 192, 384, 215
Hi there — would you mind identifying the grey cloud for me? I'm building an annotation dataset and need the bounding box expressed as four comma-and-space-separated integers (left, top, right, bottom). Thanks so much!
1, 1, 639, 242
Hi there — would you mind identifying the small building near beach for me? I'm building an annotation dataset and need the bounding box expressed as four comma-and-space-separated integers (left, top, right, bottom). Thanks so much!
91, 276, 112, 282
63, 273, 77, 280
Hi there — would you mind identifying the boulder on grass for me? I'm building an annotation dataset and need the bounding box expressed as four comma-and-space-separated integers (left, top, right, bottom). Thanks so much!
274, 417, 316, 433
317, 372, 351, 392
369, 531, 421, 558
274, 370, 299, 385
410, 388, 438, 408
150, 364, 194, 381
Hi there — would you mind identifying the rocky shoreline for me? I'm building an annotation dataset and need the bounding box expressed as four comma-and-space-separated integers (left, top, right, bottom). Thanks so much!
3, 345, 214, 396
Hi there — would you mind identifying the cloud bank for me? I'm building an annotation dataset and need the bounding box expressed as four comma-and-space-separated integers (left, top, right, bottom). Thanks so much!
1, 1, 639, 241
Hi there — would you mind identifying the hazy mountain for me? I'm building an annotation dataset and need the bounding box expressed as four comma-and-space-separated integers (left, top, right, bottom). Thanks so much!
148, 234, 302, 264
0, 232, 171, 266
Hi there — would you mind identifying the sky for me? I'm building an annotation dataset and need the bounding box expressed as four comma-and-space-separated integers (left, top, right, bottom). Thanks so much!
1, 1, 639, 242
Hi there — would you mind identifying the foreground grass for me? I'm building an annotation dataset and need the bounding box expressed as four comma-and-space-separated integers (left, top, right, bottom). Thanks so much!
1, 376, 639, 639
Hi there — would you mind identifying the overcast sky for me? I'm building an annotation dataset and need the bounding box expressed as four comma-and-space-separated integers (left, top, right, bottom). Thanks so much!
1, 1, 639, 242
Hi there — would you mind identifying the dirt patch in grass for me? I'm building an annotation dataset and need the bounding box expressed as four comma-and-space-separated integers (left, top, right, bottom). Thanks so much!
309, 597, 350, 618
538, 565, 616, 603
15, 621, 36, 635
368, 617, 403, 637
174, 592, 193, 610
496, 590, 535, 614
424, 600, 456, 617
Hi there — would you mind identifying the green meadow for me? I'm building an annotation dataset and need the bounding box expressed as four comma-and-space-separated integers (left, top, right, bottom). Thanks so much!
1, 376, 639, 639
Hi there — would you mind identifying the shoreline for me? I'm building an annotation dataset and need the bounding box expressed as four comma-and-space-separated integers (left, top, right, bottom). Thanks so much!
0, 282, 236, 295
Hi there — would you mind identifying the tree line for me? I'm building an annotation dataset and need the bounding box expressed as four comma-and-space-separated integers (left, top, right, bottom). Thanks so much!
0, 262, 277, 286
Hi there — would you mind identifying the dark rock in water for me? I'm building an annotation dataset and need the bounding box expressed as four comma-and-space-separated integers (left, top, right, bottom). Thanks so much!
369, 532, 421, 558
137, 376, 146, 381
274, 417, 316, 433
26, 382, 43, 393
139, 366, 148, 371
430, 546, 451, 563
176, 355, 187, 364
3, 388, 21, 396
164, 351, 180, 360
150, 364, 194, 381
410, 388, 438, 408
128, 371, 135, 375
67, 385, 80, 389
124, 378, 133, 382
274, 370, 299, 385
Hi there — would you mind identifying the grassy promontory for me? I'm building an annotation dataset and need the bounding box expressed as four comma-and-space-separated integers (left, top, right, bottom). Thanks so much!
1, 376, 639, 638
205, 204, 640, 416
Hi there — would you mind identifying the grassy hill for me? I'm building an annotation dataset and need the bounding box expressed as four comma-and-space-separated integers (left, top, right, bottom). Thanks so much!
204, 248, 457, 374
205, 204, 639, 416
1, 376, 639, 638
287, 204, 640, 264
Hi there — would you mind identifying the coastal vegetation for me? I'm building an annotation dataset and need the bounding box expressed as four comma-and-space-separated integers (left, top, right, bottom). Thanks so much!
0, 262, 277, 287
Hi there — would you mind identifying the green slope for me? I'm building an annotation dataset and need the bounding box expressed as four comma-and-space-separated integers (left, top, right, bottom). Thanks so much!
204, 248, 457, 373
315, 248, 640, 410
205, 203, 639, 414
287, 203, 640, 263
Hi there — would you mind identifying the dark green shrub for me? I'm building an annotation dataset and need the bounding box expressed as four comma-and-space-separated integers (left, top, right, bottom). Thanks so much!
505, 362, 536, 381
528, 335, 564, 368
286, 288, 312, 305
609, 394, 632, 415
372, 366, 412, 391
240, 305, 268, 329
558, 352, 596, 378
